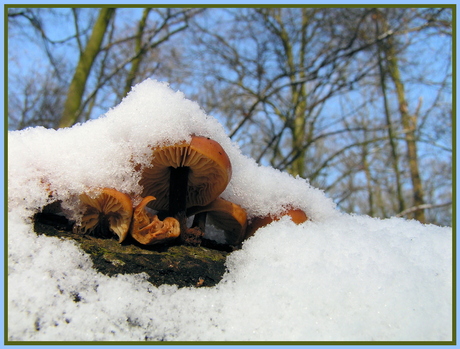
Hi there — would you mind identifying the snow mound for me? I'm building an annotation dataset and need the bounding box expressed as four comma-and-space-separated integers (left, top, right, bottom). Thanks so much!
7, 79, 452, 341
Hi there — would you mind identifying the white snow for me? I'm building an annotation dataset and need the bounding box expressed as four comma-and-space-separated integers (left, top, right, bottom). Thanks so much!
7, 79, 452, 342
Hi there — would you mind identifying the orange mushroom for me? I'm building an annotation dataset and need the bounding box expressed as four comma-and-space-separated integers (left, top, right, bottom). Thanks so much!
246, 208, 309, 238
139, 136, 232, 244
77, 188, 133, 243
130, 196, 180, 245
187, 197, 248, 245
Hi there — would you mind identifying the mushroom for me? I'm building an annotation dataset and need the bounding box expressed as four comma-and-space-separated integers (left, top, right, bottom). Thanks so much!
77, 188, 133, 243
246, 208, 309, 238
138, 136, 232, 244
130, 196, 180, 245
187, 197, 247, 246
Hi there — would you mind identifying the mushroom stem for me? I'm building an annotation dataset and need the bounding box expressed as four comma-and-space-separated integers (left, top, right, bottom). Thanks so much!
93, 215, 112, 239
169, 166, 190, 237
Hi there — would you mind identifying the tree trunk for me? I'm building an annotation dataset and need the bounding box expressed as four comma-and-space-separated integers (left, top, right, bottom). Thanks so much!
59, 8, 115, 128
387, 50, 426, 222
122, 8, 151, 98
361, 137, 375, 217
271, 8, 309, 177
375, 21, 405, 214
376, 10, 426, 222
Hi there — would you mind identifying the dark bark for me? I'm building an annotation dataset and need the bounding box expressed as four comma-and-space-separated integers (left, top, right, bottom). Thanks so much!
34, 213, 228, 288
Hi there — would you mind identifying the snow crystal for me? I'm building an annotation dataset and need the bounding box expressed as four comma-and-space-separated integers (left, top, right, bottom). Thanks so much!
7, 79, 452, 342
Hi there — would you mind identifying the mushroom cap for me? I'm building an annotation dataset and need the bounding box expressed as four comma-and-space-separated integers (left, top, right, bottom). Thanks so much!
139, 136, 232, 211
187, 197, 247, 245
246, 208, 308, 238
79, 188, 133, 243
130, 196, 180, 245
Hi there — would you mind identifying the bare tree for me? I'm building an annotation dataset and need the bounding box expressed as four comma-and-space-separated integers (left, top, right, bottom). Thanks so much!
8, 68, 66, 130
330, 7, 452, 222
8, 7, 204, 129
8, 7, 452, 224
185, 7, 451, 224
189, 8, 381, 178
59, 8, 115, 128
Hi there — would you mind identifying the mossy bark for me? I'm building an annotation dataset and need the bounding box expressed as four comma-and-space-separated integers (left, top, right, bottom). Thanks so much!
34, 213, 229, 288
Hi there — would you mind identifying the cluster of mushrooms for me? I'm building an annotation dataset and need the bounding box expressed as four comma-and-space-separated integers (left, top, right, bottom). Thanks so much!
74, 136, 308, 248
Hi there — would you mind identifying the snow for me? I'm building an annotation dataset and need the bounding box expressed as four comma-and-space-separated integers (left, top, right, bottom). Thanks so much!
7, 79, 452, 342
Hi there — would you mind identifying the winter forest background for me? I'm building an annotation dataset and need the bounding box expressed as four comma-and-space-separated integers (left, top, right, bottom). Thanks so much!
7, 6, 453, 226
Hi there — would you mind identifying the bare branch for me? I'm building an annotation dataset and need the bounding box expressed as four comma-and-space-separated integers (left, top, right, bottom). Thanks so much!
396, 202, 452, 218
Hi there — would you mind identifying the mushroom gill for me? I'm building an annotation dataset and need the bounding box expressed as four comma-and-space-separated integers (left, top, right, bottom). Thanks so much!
139, 136, 232, 210
138, 136, 232, 244
78, 188, 133, 243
